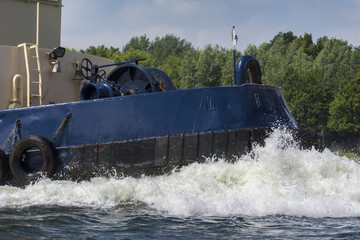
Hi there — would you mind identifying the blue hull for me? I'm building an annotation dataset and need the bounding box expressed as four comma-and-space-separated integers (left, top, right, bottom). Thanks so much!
0, 84, 323, 185
0, 85, 296, 148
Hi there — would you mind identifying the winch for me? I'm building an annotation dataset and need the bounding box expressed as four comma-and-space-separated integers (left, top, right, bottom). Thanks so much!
80, 57, 176, 100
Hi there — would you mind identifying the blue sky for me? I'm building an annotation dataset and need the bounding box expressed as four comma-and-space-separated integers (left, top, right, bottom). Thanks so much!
61, 0, 360, 52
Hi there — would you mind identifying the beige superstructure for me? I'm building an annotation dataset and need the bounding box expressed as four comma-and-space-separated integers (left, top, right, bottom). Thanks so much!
0, 0, 114, 110
0, 0, 61, 48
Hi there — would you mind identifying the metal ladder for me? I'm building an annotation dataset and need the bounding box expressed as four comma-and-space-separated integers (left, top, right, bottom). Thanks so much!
18, 43, 42, 106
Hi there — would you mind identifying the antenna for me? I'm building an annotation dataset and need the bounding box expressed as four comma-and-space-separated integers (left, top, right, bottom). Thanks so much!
232, 26, 238, 84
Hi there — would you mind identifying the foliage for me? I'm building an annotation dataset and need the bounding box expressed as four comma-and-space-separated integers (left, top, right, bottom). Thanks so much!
193, 44, 225, 88
122, 35, 150, 52
313, 38, 352, 95
149, 34, 194, 66
113, 48, 155, 67
221, 49, 241, 86
66, 47, 77, 53
159, 55, 182, 88
281, 69, 330, 132
328, 73, 360, 135
80, 45, 119, 59
179, 50, 198, 89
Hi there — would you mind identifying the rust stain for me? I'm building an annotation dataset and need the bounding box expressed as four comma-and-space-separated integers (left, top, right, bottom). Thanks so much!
94, 145, 109, 154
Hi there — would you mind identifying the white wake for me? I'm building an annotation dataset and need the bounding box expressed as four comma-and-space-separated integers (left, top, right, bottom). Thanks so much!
1, 129, 360, 218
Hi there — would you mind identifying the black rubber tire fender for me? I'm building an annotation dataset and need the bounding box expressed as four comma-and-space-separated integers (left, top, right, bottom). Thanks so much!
0, 149, 9, 185
9, 135, 58, 184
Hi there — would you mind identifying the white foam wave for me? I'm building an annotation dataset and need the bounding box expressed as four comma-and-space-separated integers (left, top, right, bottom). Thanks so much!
1, 129, 360, 218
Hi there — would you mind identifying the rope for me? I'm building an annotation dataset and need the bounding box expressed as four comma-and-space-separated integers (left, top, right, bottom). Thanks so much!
51, 113, 72, 142
1, 120, 21, 150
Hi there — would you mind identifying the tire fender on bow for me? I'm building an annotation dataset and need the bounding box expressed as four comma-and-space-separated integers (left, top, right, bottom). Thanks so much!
9, 135, 58, 184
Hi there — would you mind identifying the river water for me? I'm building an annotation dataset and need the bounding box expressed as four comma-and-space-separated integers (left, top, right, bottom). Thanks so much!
1, 129, 360, 239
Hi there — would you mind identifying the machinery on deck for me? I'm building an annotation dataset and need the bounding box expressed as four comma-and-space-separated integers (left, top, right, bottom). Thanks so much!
79, 57, 176, 100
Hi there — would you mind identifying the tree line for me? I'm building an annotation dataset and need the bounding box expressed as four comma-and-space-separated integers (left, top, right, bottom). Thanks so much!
68, 32, 360, 146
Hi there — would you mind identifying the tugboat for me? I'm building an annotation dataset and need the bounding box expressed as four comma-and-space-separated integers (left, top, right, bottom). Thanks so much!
0, 0, 323, 185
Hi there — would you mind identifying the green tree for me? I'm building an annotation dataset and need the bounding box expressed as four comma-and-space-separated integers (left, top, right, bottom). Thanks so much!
281, 69, 330, 132
220, 49, 241, 86
350, 46, 360, 75
285, 41, 313, 74
270, 31, 297, 46
244, 44, 257, 56
313, 38, 352, 94
66, 47, 77, 53
179, 50, 198, 89
122, 35, 150, 52
262, 36, 288, 86
328, 73, 360, 135
159, 55, 182, 88
113, 48, 155, 67
293, 33, 317, 58
149, 34, 194, 65
194, 44, 225, 88
250, 43, 268, 82
315, 36, 329, 55
80, 45, 119, 59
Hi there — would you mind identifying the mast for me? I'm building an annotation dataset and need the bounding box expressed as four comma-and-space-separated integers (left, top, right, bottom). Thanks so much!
232, 26, 238, 83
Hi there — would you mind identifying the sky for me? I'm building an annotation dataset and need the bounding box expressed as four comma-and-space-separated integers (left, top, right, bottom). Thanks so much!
61, 0, 360, 53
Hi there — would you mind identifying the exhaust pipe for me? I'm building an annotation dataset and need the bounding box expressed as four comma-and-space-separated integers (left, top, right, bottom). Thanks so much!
8, 74, 22, 108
